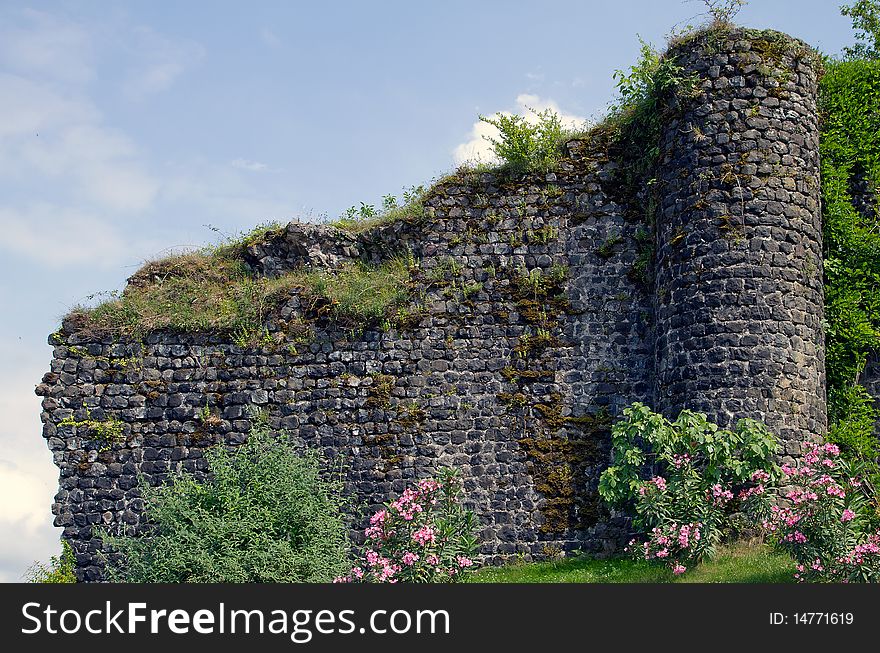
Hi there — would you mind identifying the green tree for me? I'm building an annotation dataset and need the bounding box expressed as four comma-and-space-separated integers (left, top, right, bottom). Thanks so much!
842, 0, 880, 59
26, 540, 76, 583
101, 426, 351, 582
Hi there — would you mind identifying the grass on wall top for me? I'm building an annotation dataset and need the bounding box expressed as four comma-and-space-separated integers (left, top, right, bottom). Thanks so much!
67, 245, 415, 342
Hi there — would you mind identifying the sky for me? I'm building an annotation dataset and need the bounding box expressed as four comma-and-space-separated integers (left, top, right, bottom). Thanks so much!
0, 0, 857, 582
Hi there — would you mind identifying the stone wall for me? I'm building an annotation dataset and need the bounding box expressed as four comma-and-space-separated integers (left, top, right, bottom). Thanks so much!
36, 27, 832, 581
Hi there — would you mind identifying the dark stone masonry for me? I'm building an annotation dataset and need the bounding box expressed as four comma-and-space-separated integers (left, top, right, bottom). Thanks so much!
36, 28, 857, 581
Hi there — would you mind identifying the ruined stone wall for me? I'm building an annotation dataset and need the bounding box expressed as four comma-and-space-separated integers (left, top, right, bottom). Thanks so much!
36, 27, 830, 581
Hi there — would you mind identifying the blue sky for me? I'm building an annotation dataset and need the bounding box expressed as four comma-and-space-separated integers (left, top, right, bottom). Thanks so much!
0, 0, 856, 581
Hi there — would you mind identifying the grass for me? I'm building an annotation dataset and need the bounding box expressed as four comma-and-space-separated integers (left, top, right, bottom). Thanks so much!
468, 542, 796, 583
69, 250, 417, 341
294, 257, 415, 327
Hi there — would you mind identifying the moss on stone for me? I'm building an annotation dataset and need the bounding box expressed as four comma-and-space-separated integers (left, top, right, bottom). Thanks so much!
519, 410, 612, 533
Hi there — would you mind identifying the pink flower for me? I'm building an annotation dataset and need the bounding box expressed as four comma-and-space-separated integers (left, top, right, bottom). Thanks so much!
672, 564, 687, 575
418, 479, 440, 494
841, 509, 856, 523
365, 525, 384, 540
826, 485, 846, 498
333, 576, 351, 583
650, 477, 667, 492
751, 469, 770, 483
784, 531, 807, 544
412, 525, 436, 546
678, 524, 691, 549
710, 484, 733, 505
402, 552, 420, 566
457, 556, 473, 568
426, 554, 440, 566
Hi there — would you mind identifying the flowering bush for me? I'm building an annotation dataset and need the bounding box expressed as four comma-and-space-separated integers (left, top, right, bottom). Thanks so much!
599, 403, 780, 574
765, 442, 880, 582
336, 468, 479, 583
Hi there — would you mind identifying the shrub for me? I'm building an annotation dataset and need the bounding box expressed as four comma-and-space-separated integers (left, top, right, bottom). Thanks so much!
765, 442, 880, 582
26, 540, 76, 583
101, 426, 351, 582
598, 403, 779, 574
478, 107, 566, 174
336, 469, 479, 583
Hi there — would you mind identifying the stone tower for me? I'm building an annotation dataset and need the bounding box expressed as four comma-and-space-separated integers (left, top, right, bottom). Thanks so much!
654, 29, 826, 456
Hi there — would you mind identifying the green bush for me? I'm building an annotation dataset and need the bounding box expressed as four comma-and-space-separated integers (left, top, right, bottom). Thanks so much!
26, 540, 77, 583
101, 426, 351, 582
478, 107, 566, 174
819, 54, 880, 468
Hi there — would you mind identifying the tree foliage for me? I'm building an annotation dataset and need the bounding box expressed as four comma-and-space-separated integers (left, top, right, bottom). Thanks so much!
101, 426, 351, 582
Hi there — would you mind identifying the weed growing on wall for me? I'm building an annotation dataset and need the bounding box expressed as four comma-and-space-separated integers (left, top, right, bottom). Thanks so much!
71, 250, 417, 340
478, 107, 567, 175
331, 185, 427, 233
698, 0, 748, 27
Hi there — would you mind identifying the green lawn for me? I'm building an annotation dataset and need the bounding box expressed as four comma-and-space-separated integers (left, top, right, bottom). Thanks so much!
468, 542, 796, 583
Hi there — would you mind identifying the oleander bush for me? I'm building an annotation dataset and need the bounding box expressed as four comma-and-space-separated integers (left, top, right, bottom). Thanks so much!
599, 403, 780, 575
764, 442, 880, 582
335, 469, 479, 583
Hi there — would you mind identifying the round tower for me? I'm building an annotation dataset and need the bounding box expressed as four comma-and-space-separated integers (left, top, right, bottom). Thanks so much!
654, 28, 826, 454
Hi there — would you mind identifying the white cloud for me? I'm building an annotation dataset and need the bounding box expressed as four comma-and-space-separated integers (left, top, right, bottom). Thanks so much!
15, 119, 159, 212
0, 73, 98, 140
0, 8, 95, 84
122, 26, 205, 100
453, 93, 589, 166
161, 159, 295, 228
231, 158, 270, 172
